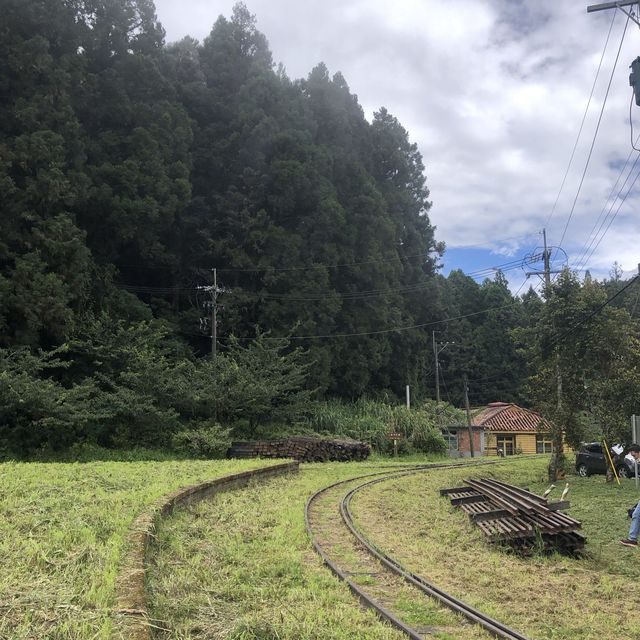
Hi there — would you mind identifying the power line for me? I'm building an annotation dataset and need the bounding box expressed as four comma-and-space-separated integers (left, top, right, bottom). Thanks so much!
116, 254, 543, 303
572, 139, 640, 270
115, 235, 542, 277
557, 13, 630, 249
549, 274, 639, 348
214, 300, 530, 341
544, 8, 618, 232
581, 163, 640, 268
252, 260, 538, 302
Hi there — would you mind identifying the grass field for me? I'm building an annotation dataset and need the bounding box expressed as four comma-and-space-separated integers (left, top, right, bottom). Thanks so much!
351, 458, 640, 639
0, 457, 284, 640
147, 461, 415, 640
4, 454, 639, 639
148, 456, 640, 640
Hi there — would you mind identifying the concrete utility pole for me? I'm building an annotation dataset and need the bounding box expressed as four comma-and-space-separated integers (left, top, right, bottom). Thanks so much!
433, 332, 455, 454
197, 268, 225, 359
525, 229, 563, 285
432, 332, 453, 404
463, 374, 475, 458
538, 230, 563, 413
433, 331, 440, 404
542, 229, 552, 291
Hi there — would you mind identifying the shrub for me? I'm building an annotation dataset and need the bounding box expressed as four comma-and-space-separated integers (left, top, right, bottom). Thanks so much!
172, 422, 232, 459
305, 398, 451, 455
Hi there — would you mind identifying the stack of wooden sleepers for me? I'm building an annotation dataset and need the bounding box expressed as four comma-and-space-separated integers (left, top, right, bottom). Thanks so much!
440, 477, 585, 554
227, 436, 370, 462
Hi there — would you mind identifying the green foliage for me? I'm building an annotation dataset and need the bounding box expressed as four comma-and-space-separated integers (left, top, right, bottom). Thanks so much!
0, 319, 315, 456
4, 2, 640, 460
519, 269, 640, 478
172, 422, 232, 459
305, 398, 451, 455
214, 332, 316, 428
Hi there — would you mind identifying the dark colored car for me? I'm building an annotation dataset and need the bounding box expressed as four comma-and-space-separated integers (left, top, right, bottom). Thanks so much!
575, 442, 637, 478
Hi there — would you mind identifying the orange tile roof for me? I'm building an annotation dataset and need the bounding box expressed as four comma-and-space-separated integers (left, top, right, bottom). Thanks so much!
471, 402, 550, 433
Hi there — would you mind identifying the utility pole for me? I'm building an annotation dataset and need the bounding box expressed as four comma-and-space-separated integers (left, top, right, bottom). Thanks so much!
463, 374, 475, 458
525, 229, 563, 285
542, 229, 552, 291
197, 268, 225, 359
432, 332, 453, 404
587, 2, 640, 28
432, 331, 440, 404
540, 230, 563, 415
433, 331, 454, 452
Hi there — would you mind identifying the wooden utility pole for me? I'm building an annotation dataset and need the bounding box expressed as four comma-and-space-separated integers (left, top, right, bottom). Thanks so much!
463, 374, 475, 458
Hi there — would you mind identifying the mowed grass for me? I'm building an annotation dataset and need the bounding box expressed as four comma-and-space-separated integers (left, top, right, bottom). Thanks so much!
147, 459, 505, 639
147, 461, 431, 640
0, 458, 285, 640
352, 456, 640, 639
148, 456, 640, 640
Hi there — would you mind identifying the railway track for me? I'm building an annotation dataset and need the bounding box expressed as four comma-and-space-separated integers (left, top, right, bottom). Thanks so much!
305, 462, 529, 640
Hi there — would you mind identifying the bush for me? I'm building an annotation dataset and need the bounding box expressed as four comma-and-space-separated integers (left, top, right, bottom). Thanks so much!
172, 422, 232, 458
305, 398, 451, 455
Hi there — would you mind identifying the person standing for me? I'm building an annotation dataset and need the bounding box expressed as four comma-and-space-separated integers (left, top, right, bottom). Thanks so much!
620, 445, 640, 547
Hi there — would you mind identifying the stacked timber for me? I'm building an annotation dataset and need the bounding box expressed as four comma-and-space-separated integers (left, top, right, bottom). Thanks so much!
227, 437, 370, 462
440, 477, 584, 554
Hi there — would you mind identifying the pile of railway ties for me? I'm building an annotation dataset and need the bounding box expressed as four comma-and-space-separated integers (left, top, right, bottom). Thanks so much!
227, 436, 370, 462
441, 477, 585, 554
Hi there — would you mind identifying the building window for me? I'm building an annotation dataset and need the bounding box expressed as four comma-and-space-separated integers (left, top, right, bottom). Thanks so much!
443, 429, 458, 450
536, 434, 554, 454
496, 435, 515, 456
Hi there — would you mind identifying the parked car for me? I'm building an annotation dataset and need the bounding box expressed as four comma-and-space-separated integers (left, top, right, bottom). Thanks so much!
575, 442, 638, 478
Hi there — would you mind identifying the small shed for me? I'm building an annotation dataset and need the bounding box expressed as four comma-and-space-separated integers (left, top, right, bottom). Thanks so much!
470, 402, 553, 456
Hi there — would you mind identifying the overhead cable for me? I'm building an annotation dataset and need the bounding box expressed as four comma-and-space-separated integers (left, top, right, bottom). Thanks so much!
557, 13, 630, 250
549, 275, 638, 348
544, 8, 618, 232
581, 163, 640, 268
573, 138, 640, 270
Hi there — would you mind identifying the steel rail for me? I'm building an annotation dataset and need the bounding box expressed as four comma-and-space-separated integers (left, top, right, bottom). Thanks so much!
340, 474, 530, 640
305, 459, 522, 640
305, 467, 427, 640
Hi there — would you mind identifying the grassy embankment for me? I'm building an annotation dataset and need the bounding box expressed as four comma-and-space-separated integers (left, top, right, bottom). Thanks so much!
148, 456, 640, 640
0, 456, 286, 640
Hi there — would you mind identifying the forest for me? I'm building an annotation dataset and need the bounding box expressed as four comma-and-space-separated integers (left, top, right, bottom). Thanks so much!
2, 0, 640, 458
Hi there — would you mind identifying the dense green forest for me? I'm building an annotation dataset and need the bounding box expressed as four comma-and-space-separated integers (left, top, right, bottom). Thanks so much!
2, 1, 639, 458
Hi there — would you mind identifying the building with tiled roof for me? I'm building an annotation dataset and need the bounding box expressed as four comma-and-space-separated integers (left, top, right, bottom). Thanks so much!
469, 402, 553, 456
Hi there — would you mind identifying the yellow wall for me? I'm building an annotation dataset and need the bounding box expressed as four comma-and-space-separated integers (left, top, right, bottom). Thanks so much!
484, 431, 571, 456
485, 432, 536, 455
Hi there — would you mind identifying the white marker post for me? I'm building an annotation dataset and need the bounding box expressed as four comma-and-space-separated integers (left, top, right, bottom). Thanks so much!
633, 415, 639, 490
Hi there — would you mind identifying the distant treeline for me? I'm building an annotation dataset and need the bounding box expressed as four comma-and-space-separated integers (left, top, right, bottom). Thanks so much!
2, 1, 639, 456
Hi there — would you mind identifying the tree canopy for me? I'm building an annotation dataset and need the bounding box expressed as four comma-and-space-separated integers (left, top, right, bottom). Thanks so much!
3, 1, 640, 457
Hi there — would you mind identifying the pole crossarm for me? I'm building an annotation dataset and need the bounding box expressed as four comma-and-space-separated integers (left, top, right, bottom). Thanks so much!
587, 1, 638, 12
587, 2, 640, 26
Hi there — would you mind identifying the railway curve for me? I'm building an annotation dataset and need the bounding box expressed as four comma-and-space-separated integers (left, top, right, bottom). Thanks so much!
305, 461, 529, 640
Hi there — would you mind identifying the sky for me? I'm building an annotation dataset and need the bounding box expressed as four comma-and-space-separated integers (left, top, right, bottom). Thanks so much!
153, 0, 640, 291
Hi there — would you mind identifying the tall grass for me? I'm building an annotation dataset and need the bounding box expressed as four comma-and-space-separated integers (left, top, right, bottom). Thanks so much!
304, 398, 462, 455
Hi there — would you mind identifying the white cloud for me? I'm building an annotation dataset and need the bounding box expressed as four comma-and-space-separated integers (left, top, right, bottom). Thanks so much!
153, 0, 640, 279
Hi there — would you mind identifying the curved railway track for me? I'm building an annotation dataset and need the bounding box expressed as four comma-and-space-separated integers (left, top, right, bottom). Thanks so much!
305, 462, 529, 640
